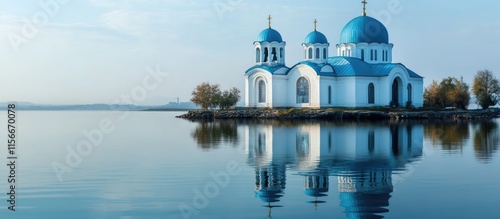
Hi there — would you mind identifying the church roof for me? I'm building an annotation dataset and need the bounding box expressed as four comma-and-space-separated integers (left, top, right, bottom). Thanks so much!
339, 192, 391, 218
245, 65, 289, 75
246, 57, 423, 78
305, 188, 329, 197
255, 190, 284, 203
327, 57, 423, 78
340, 16, 389, 44
290, 61, 335, 76
303, 30, 329, 44
256, 28, 283, 43
371, 63, 423, 79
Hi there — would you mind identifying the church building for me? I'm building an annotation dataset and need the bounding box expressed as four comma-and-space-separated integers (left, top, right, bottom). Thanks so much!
244, 3, 424, 108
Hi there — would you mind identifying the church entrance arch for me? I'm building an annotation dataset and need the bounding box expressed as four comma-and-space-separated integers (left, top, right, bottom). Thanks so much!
392, 77, 403, 107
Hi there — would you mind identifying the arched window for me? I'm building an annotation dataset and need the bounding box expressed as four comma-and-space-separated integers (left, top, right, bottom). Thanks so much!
370, 50, 374, 61
263, 48, 269, 62
258, 80, 266, 103
375, 50, 378, 61
256, 48, 261, 63
297, 77, 309, 103
315, 48, 320, 59
271, 47, 277, 62
407, 83, 412, 102
342, 50, 345, 56
368, 83, 375, 104
280, 48, 284, 62
361, 49, 365, 61
328, 86, 332, 104
308, 48, 313, 59
323, 48, 327, 59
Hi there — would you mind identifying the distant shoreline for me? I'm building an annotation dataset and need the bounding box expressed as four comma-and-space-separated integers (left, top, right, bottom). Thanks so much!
176, 108, 500, 121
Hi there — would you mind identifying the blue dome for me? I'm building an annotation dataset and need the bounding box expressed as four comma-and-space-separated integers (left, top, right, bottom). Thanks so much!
256, 28, 283, 43
305, 188, 329, 197
340, 16, 389, 44
303, 30, 329, 44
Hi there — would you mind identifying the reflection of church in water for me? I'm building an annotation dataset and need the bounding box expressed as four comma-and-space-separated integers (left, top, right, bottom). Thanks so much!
245, 123, 423, 218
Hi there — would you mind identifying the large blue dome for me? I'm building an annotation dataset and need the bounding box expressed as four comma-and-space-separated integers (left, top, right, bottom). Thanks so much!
340, 16, 389, 44
256, 28, 283, 43
303, 30, 329, 44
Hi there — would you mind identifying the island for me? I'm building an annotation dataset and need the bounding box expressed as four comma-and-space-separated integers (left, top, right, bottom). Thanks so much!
176, 108, 499, 121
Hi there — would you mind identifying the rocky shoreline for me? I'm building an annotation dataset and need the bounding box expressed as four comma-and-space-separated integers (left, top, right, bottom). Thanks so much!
176, 108, 500, 121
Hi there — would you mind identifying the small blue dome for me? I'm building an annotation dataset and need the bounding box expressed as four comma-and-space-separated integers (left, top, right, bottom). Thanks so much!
305, 188, 329, 197
256, 28, 283, 43
303, 31, 329, 44
340, 16, 389, 44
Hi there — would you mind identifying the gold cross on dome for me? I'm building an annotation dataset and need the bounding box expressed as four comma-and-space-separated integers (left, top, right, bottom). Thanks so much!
362, 0, 368, 16
313, 19, 317, 31
268, 15, 272, 28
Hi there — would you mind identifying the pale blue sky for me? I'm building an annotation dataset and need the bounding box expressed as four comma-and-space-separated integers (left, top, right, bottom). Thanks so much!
0, 0, 499, 105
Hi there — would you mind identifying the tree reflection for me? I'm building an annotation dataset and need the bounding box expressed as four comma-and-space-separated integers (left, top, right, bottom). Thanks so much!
424, 122, 469, 152
472, 121, 500, 162
191, 121, 239, 149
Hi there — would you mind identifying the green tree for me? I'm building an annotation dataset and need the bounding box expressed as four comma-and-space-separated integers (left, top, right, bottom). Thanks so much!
472, 70, 500, 109
191, 82, 221, 110
216, 87, 241, 110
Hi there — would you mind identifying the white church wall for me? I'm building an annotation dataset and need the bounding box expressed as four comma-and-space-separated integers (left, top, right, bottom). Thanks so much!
333, 77, 357, 107
244, 76, 249, 107
338, 43, 394, 64
246, 71, 273, 108
245, 124, 274, 166
244, 123, 424, 171
296, 124, 321, 171
319, 77, 336, 107
271, 75, 287, 107
379, 77, 391, 106
354, 77, 380, 107
329, 125, 358, 159
268, 126, 290, 159
410, 78, 424, 107
388, 66, 411, 107
286, 65, 321, 108
374, 127, 392, 157
410, 125, 424, 157
330, 125, 389, 159
319, 126, 335, 158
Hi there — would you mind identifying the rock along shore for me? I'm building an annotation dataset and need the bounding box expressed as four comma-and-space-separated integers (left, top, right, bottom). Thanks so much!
176, 108, 499, 121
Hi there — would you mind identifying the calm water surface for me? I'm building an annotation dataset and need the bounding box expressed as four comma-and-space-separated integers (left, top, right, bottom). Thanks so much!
0, 111, 499, 219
